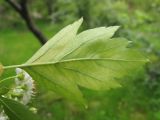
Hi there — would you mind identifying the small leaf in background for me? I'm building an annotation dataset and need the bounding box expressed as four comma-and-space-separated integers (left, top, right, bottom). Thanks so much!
0, 97, 40, 120
15, 19, 148, 106
0, 64, 3, 76
0, 87, 9, 95
0, 75, 17, 95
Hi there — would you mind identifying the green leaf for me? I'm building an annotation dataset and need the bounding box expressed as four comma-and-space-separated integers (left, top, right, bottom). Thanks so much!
0, 64, 3, 76
26, 18, 83, 63
0, 76, 16, 95
16, 19, 148, 106
0, 97, 40, 120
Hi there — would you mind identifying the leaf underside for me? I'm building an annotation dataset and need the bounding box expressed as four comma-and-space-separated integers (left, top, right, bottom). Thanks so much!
17, 18, 147, 106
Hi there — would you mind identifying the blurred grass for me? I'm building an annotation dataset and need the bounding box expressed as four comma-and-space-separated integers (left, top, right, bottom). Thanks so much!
0, 29, 40, 65
0, 23, 63, 66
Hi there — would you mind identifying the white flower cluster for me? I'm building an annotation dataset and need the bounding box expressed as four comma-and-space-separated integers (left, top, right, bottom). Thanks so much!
0, 68, 35, 120
13, 68, 35, 105
0, 111, 8, 120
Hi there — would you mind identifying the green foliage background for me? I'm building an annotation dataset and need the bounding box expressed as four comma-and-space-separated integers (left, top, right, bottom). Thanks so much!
0, 0, 160, 119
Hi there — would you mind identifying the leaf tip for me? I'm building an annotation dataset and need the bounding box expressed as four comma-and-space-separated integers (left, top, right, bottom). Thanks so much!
112, 26, 120, 31
105, 25, 120, 37
76, 17, 83, 26
79, 17, 84, 22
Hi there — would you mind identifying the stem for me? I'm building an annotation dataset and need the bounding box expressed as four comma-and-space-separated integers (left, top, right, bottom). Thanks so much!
0, 75, 18, 83
3, 63, 41, 70
3, 58, 149, 70
3, 64, 25, 70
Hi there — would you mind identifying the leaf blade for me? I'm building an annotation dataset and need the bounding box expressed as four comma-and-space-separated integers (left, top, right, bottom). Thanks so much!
0, 97, 40, 120
27, 18, 83, 63
19, 19, 148, 106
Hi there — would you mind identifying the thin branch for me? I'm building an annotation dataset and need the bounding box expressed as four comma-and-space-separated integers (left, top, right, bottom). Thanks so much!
5, 0, 47, 45
6, 0, 21, 13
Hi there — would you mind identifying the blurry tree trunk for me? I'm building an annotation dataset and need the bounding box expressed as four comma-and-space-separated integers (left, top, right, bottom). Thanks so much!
5, 0, 47, 45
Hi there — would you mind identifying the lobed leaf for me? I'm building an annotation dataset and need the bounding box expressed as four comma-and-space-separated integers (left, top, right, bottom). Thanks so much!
16, 19, 148, 106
